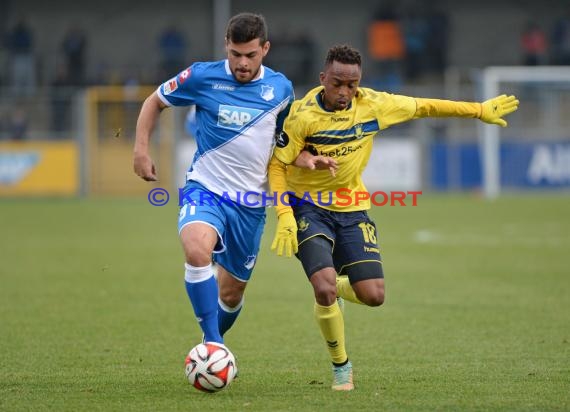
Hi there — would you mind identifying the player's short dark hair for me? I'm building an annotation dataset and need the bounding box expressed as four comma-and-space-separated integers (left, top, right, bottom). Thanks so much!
226, 13, 268, 44
325, 45, 362, 67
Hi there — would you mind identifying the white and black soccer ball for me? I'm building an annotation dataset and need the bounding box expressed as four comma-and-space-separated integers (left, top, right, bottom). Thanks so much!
185, 342, 237, 392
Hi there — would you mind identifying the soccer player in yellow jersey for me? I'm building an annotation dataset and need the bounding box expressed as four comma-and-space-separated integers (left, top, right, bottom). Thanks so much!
268, 45, 519, 391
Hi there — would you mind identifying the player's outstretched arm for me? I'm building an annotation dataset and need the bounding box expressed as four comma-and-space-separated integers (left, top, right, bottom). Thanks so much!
479, 94, 519, 127
413, 94, 519, 127
133, 92, 166, 181
268, 156, 298, 257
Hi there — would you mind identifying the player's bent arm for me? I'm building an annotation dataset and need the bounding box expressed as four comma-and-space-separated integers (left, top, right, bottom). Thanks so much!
414, 98, 481, 119
135, 93, 167, 154
414, 94, 519, 127
133, 92, 167, 181
268, 155, 292, 216
268, 155, 298, 257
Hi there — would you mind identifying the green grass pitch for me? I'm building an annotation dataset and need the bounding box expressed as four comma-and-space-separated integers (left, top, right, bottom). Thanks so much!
1, 194, 568, 411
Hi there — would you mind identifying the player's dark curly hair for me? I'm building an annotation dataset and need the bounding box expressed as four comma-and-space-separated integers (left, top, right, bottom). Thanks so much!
325, 45, 362, 67
226, 12, 268, 44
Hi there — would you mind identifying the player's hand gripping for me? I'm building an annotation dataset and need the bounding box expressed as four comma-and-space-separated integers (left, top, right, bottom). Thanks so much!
294, 150, 338, 177
480, 94, 519, 127
271, 211, 298, 257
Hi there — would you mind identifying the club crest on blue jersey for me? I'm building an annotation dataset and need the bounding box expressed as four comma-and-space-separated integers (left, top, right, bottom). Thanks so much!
217, 105, 263, 130
260, 85, 275, 101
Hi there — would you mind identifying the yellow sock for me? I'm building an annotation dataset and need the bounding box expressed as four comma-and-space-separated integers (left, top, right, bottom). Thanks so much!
336, 276, 364, 305
314, 301, 347, 364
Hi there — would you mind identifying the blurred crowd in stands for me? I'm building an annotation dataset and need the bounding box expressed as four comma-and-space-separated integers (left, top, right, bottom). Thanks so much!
365, 3, 449, 91
1, 5, 570, 140
520, 11, 570, 67
0, 19, 192, 140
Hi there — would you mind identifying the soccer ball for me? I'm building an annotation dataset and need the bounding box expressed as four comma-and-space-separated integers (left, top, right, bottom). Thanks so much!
185, 342, 237, 392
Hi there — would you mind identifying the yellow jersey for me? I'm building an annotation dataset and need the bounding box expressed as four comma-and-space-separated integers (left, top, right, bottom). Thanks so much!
273, 86, 418, 212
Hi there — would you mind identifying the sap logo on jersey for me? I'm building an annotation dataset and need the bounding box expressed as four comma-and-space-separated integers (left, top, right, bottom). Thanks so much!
217, 105, 262, 130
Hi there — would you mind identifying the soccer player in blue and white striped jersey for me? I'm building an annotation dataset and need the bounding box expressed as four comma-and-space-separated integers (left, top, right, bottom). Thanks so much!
134, 13, 294, 359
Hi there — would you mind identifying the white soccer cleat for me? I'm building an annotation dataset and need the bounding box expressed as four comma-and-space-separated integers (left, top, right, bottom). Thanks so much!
332, 361, 354, 391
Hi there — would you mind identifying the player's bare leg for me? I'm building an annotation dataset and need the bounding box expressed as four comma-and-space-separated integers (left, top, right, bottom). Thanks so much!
180, 222, 217, 265
350, 278, 385, 307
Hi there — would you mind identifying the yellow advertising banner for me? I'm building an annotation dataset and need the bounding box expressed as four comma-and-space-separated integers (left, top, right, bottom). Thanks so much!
0, 141, 78, 196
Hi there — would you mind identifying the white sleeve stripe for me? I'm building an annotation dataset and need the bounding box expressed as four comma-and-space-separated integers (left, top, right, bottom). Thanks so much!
156, 88, 173, 107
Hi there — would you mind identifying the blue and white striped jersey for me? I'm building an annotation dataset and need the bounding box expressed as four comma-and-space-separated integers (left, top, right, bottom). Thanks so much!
157, 60, 294, 206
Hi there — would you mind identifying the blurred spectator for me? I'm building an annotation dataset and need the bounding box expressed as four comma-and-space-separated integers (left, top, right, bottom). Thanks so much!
296, 32, 317, 85
7, 108, 28, 140
520, 21, 547, 66
551, 11, 570, 65
402, 9, 428, 81
50, 63, 73, 136
264, 30, 316, 86
158, 25, 187, 79
0, 9, 6, 88
61, 26, 87, 86
5, 19, 36, 96
91, 61, 112, 85
424, 4, 449, 75
366, 3, 404, 90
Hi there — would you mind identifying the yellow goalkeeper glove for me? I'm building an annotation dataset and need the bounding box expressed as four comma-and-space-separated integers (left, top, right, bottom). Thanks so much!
271, 211, 298, 257
480, 94, 519, 127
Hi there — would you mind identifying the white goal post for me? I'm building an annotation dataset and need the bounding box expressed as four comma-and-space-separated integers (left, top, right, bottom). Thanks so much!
479, 66, 570, 199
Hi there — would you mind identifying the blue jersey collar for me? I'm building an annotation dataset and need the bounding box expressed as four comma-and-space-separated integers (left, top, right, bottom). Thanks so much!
224, 60, 265, 82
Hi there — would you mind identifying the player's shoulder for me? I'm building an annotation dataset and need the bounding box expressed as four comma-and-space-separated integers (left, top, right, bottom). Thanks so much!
291, 86, 322, 111
356, 87, 391, 102
357, 87, 417, 110
187, 60, 226, 78
285, 86, 322, 129
262, 65, 291, 82
262, 65, 293, 90
301, 86, 322, 100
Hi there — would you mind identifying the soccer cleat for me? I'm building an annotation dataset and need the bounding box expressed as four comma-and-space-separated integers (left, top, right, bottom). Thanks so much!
332, 361, 354, 391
